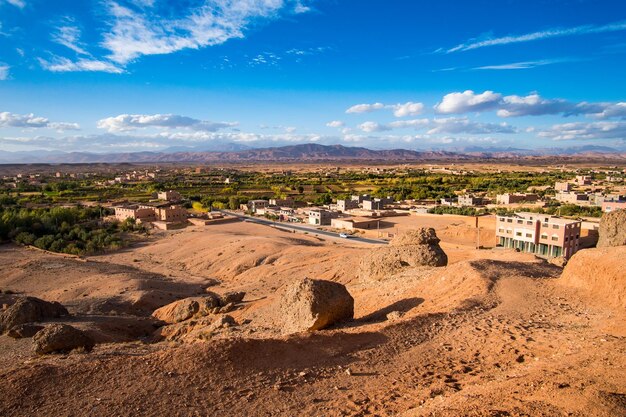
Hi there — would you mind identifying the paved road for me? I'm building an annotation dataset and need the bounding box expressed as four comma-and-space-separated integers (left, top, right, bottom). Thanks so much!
218, 210, 389, 245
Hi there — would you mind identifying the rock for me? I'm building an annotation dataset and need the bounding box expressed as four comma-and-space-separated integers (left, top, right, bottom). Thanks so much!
386, 311, 404, 321
32, 324, 95, 354
151, 294, 221, 324
548, 256, 566, 267
279, 278, 354, 334
0, 297, 69, 334
219, 302, 237, 314
219, 291, 246, 305
7, 324, 45, 339
360, 228, 448, 282
209, 315, 236, 331
597, 209, 626, 248
390, 228, 441, 246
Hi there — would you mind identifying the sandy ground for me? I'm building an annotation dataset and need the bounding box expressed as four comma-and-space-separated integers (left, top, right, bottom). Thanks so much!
0, 220, 624, 416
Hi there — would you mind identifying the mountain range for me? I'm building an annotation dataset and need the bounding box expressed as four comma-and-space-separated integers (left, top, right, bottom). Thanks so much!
1, 144, 625, 164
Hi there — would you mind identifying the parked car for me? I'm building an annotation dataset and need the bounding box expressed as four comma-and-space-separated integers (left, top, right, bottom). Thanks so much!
339, 233, 349, 238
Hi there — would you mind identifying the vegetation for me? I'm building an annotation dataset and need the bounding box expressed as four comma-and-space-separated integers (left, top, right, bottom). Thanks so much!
0, 205, 143, 255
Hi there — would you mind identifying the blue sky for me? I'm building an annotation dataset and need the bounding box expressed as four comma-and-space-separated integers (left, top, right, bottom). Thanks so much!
1, 0, 626, 153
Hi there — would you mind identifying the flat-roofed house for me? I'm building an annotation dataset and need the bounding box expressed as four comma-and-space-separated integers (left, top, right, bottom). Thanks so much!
157, 190, 183, 202
495, 212, 581, 260
114, 204, 157, 223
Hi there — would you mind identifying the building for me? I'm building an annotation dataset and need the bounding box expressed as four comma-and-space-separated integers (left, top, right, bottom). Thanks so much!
601, 199, 626, 213
554, 182, 571, 192
336, 199, 359, 212
113, 204, 157, 223
247, 199, 269, 213
269, 197, 295, 207
153, 204, 187, 223
496, 193, 539, 205
331, 217, 380, 231
575, 175, 592, 185
495, 212, 581, 260
440, 197, 456, 206
351, 194, 371, 203
308, 209, 337, 225
458, 195, 483, 206
363, 197, 393, 211
157, 190, 182, 202
554, 191, 589, 205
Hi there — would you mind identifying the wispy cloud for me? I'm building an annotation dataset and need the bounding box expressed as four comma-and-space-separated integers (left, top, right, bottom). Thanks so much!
39, 57, 124, 73
446, 20, 626, 53
52, 22, 88, 55
472, 58, 578, 70
3, 0, 26, 9
0, 63, 9, 80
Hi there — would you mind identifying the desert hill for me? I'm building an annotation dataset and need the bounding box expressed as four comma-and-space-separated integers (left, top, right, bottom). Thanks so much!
0, 220, 624, 416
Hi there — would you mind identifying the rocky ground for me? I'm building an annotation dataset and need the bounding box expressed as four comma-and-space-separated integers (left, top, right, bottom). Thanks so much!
0, 220, 624, 416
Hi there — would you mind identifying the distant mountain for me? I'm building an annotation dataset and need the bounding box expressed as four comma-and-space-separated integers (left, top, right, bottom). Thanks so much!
1, 143, 625, 164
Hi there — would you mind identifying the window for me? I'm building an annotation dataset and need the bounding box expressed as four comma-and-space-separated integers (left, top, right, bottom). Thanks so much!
507, 219, 513, 223
541, 234, 548, 239
565, 237, 569, 242
516, 232, 522, 237
525, 233, 532, 238
527, 221, 533, 225
542, 223, 548, 228
551, 236, 559, 241
499, 217, 505, 222
553, 224, 560, 229
517, 220, 523, 224
498, 228, 504, 233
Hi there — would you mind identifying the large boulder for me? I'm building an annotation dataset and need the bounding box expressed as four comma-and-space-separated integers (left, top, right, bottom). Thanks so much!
152, 294, 222, 324
597, 209, 626, 248
280, 278, 354, 334
7, 324, 44, 339
360, 228, 448, 281
32, 324, 95, 354
0, 297, 69, 334
560, 246, 626, 311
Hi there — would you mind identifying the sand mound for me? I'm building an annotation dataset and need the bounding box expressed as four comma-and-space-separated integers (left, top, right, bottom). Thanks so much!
360, 228, 447, 282
597, 209, 626, 247
560, 246, 626, 310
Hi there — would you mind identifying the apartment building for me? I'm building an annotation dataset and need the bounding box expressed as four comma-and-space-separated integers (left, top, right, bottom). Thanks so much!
554, 191, 589, 205
496, 212, 581, 260
554, 182, 571, 192
114, 202, 187, 224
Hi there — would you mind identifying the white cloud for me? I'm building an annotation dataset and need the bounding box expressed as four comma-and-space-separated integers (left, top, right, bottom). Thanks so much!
326, 120, 345, 128
497, 94, 603, 118
0, 111, 80, 130
446, 20, 626, 53
294, 1, 310, 13
3, 0, 25, 8
392, 101, 424, 117
592, 102, 626, 119
346, 103, 385, 114
0, 63, 9, 80
388, 119, 429, 129
97, 113, 237, 132
473, 58, 574, 71
39, 57, 124, 73
52, 24, 89, 55
358, 121, 392, 133
434, 90, 502, 114
101, 0, 289, 65
538, 121, 626, 141
427, 117, 517, 135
